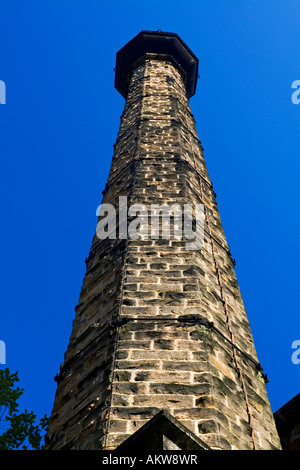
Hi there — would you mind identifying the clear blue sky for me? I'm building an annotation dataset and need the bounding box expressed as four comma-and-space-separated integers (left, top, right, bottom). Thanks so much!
1, 0, 299, 429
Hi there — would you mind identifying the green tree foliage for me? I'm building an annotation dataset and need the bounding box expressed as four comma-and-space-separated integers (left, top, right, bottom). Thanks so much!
0, 368, 50, 450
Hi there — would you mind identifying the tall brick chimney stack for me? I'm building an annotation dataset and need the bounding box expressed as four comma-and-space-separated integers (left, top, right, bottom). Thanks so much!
45, 31, 281, 450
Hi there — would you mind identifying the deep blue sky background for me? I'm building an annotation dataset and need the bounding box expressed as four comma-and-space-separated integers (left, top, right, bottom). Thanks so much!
1, 0, 299, 433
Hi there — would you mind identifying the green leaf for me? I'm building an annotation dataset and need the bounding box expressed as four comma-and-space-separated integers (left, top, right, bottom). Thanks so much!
0, 368, 50, 450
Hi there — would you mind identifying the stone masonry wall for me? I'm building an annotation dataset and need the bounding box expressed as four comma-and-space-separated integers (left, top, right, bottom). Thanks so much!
45, 58, 281, 450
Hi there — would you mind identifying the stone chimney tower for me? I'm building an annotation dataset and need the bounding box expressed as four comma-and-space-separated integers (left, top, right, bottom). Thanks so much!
45, 31, 281, 451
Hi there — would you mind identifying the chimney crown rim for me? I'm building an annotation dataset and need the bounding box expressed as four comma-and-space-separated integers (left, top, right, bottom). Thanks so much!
114, 30, 199, 99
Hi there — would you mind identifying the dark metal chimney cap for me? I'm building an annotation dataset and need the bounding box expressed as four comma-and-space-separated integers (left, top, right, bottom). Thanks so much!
114, 30, 199, 99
